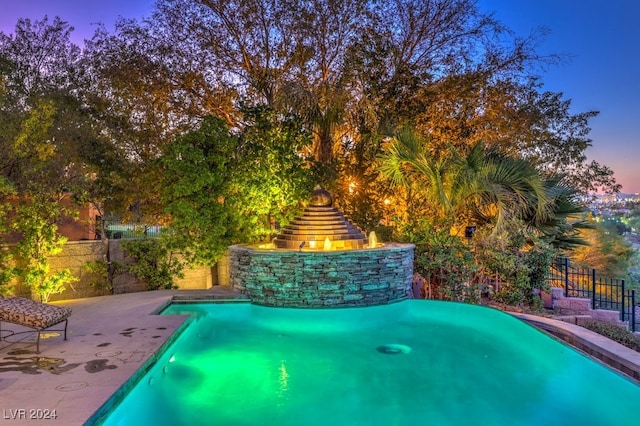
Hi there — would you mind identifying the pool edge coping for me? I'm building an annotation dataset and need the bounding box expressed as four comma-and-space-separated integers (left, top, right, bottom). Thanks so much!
511, 312, 640, 384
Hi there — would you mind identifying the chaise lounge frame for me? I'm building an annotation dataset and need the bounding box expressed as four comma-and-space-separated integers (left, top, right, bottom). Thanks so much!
0, 297, 72, 353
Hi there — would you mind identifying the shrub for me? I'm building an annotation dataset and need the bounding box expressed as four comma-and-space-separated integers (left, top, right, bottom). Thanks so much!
582, 320, 640, 352
0, 246, 15, 297
120, 238, 185, 290
33, 270, 78, 303
397, 219, 478, 302
9, 199, 78, 302
473, 222, 555, 308
82, 260, 112, 294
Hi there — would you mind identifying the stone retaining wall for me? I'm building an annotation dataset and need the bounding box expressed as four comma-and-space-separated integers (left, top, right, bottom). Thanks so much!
550, 287, 626, 327
229, 243, 414, 307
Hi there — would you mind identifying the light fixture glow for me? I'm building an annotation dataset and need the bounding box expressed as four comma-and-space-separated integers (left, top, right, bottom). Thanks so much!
368, 231, 378, 248
324, 237, 332, 250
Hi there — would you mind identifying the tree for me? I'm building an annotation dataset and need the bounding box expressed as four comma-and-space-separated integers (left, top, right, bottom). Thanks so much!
0, 177, 15, 295
0, 17, 87, 195
82, 20, 224, 222
10, 195, 78, 302
0, 5, 621, 304
103, 0, 618, 199
119, 238, 185, 290
353, 71, 619, 196
342, 1, 550, 134
484, 82, 618, 195
160, 116, 242, 265
230, 105, 315, 238
160, 111, 315, 265
153, 0, 367, 164
0, 16, 91, 200
156, 0, 298, 107
379, 129, 592, 249
0, 16, 81, 100
571, 215, 637, 278
0, 17, 86, 299
397, 218, 476, 302
378, 130, 551, 234
342, 8, 619, 194
473, 220, 555, 307
276, 0, 366, 164
379, 128, 588, 306
525, 177, 592, 251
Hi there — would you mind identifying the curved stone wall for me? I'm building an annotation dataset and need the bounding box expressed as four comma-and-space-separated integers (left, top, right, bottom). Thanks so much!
229, 243, 415, 307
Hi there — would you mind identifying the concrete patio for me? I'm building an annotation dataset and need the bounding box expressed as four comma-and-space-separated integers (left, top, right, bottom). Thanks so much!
1, 290, 639, 425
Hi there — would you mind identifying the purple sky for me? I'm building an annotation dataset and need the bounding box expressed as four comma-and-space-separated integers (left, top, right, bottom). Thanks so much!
0, 0, 154, 43
1, 0, 639, 193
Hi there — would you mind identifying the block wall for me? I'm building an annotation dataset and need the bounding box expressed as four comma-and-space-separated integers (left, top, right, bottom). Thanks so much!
7, 240, 212, 301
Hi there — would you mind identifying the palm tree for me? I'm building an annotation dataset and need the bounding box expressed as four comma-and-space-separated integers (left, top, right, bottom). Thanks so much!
277, 81, 347, 164
379, 129, 551, 235
523, 176, 591, 250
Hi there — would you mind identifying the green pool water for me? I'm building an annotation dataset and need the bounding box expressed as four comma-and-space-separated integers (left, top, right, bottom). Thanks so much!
98, 300, 640, 426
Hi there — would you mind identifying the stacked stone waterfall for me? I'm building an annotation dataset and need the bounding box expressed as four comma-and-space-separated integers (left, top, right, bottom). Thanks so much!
229, 186, 415, 307
273, 186, 368, 250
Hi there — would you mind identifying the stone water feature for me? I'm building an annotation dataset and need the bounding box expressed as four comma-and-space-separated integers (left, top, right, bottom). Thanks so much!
229, 187, 414, 307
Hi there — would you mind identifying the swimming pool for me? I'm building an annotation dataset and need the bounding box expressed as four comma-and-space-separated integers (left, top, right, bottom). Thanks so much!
96, 300, 640, 425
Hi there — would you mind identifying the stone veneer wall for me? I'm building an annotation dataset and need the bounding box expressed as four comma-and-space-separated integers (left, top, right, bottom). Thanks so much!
229, 243, 414, 307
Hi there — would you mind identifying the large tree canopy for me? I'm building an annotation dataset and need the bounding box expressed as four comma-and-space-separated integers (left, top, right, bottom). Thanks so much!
0, 1, 621, 277
71, 0, 617, 200
0, 17, 86, 195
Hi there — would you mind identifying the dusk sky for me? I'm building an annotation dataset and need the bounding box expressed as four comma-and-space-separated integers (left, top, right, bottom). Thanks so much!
1, 0, 639, 193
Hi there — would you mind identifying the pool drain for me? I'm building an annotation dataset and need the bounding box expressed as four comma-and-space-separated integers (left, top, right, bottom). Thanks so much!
377, 344, 411, 355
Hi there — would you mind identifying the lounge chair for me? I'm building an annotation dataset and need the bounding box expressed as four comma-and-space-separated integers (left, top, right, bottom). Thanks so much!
0, 297, 72, 353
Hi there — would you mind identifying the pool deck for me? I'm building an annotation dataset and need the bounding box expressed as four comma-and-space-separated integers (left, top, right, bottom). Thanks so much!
1, 291, 639, 425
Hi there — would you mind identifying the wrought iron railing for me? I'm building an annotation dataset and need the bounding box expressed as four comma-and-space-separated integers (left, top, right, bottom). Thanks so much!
549, 257, 639, 332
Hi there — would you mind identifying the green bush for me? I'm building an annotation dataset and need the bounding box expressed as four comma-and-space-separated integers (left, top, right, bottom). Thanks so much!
33, 270, 78, 303
397, 219, 478, 302
0, 246, 15, 297
82, 260, 112, 294
473, 221, 555, 308
7, 199, 79, 302
120, 238, 185, 290
582, 320, 640, 352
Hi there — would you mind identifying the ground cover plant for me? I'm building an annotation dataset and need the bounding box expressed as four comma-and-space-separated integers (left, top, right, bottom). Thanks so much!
582, 320, 640, 353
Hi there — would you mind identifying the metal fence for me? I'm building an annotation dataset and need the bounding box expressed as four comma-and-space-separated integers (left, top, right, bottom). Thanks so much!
623, 290, 639, 333
549, 257, 640, 332
96, 219, 164, 239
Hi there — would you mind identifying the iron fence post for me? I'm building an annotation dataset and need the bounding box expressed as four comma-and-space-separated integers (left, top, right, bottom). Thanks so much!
632, 290, 636, 333
620, 280, 625, 321
564, 257, 569, 298
591, 269, 596, 310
